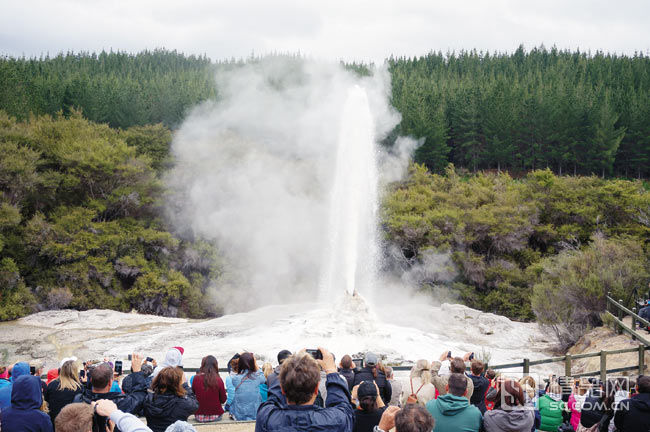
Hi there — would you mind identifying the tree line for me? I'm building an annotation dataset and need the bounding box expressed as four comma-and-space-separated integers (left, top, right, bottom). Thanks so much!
388, 45, 650, 179
1, 47, 648, 178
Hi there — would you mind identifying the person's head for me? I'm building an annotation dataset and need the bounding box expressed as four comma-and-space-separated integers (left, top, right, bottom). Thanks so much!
11, 375, 43, 410
59, 360, 81, 391
238, 352, 257, 376
90, 363, 113, 392
30, 360, 45, 377
410, 359, 431, 384
486, 369, 496, 380
548, 383, 562, 395
637, 375, 650, 394
141, 363, 154, 377
446, 373, 468, 397
263, 362, 274, 379
385, 366, 394, 380
357, 381, 378, 412
228, 355, 240, 374
152, 366, 186, 397
279, 352, 320, 405
494, 379, 525, 409
340, 354, 353, 370
365, 352, 378, 378
365, 352, 378, 368
10, 362, 30, 382
199, 355, 219, 389
394, 403, 435, 432
46, 369, 59, 385
277, 350, 292, 366
470, 359, 484, 376
164, 421, 197, 432
55, 403, 94, 432
162, 347, 183, 368
450, 357, 465, 374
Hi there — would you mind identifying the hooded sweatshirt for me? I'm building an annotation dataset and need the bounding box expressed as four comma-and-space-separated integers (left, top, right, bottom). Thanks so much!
143, 384, 199, 432
151, 348, 183, 380
426, 393, 482, 432
0, 375, 53, 432
0, 361, 31, 412
613, 392, 650, 432
538, 393, 565, 431
483, 407, 535, 432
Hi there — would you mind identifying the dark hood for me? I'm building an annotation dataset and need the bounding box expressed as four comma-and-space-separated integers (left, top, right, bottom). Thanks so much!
631, 392, 650, 411
11, 375, 43, 410
144, 392, 181, 417
11, 362, 30, 382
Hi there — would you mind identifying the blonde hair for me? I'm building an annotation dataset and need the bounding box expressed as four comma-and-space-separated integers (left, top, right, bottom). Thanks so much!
262, 362, 273, 379
410, 359, 432, 384
58, 360, 81, 392
519, 376, 536, 390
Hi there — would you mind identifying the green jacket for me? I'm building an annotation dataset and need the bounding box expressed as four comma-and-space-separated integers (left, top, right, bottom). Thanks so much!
426, 393, 482, 432
538, 393, 565, 431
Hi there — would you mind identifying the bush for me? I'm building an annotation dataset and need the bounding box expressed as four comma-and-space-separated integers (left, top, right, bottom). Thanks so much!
531, 234, 649, 348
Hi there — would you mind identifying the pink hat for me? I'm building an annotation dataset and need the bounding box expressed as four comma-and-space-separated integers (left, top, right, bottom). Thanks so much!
173, 346, 184, 355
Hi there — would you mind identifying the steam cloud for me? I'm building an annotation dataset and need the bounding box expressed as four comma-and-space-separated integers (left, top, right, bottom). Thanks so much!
167, 57, 416, 312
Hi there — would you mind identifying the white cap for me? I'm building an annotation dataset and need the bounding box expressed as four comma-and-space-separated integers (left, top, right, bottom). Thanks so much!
60, 356, 78, 367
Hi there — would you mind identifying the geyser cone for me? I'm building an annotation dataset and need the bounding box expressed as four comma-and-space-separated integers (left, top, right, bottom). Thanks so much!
319, 85, 380, 300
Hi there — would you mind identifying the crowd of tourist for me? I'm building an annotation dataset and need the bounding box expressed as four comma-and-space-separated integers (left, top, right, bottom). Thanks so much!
0, 345, 648, 432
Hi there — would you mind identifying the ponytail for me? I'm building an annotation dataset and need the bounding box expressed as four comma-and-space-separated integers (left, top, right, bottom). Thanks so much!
371, 366, 377, 379
359, 395, 377, 413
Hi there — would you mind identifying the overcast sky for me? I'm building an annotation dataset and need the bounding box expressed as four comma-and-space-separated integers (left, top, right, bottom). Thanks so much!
1, 0, 649, 62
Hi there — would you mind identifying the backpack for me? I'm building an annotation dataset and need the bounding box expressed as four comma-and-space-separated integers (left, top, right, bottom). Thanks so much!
406, 378, 425, 404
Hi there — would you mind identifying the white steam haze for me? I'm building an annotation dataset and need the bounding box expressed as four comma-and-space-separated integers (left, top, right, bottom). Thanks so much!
2, 59, 555, 368
167, 57, 417, 312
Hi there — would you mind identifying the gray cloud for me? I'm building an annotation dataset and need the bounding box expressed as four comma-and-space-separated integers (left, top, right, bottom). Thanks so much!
1, 0, 648, 61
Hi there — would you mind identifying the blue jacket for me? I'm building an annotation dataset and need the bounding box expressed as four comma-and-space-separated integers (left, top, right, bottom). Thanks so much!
0, 375, 53, 432
255, 372, 354, 432
225, 374, 235, 409
229, 370, 266, 420
0, 361, 31, 412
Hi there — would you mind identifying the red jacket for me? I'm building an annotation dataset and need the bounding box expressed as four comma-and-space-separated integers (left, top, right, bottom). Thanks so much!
192, 374, 227, 416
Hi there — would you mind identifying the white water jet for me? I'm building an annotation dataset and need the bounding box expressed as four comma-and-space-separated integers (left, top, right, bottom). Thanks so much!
319, 85, 380, 299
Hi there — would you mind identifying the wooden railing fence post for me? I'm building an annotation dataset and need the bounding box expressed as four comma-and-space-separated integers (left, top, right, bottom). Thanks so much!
565, 354, 572, 377
617, 299, 624, 334
639, 344, 645, 375
600, 351, 607, 383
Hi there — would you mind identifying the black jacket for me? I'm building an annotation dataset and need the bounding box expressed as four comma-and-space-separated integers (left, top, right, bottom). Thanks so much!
44, 379, 83, 425
352, 368, 391, 405
266, 366, 281, 390
579, 394, 612, 429
614, 393, 650, 432
143, 384, 199, 432
338, 368, 355, 391
72, 371, 147, 432
468, 374, 489, 414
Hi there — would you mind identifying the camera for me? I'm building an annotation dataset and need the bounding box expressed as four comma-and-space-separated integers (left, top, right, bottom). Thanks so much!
114, 361, 123, 375
306, 349, 323, 360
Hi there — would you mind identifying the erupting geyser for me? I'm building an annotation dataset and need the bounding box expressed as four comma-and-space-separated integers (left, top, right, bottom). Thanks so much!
319, 85, 380, 300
